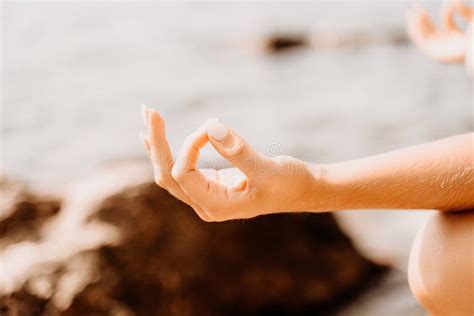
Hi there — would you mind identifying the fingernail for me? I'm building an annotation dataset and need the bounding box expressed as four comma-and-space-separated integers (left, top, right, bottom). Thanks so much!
139, 132, 150, 154
141, 104, 148, 127
205, 118, 228, 141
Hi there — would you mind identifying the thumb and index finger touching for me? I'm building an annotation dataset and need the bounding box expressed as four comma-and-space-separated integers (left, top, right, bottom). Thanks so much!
141, 109, 267, 218
170, 118, 268, 212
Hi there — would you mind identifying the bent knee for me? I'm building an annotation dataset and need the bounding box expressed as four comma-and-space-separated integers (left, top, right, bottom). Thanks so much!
408, 210, 474, 316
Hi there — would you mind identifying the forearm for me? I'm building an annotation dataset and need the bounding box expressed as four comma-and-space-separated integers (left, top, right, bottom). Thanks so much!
315, 133, 474, 211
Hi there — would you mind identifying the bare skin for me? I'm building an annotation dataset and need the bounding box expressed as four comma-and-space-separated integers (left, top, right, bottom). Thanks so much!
409, 211, 474, 316
140, 2, 474, 314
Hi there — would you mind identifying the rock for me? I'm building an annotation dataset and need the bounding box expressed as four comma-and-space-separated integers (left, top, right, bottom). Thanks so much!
0, 162, 384, 315
261, 29, 409, 55
0, 290, 51, 316
0, 177, 61, 249
263, 34, 309, 54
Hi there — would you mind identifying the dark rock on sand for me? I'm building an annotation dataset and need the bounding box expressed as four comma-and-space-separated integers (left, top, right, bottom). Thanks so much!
0, 290, 51, 316
0, 162, 384, 316
0, 177, 61, 248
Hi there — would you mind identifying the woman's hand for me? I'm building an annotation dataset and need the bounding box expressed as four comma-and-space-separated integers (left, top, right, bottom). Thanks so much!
140, 106, 325, 222
407, 1, 473, 64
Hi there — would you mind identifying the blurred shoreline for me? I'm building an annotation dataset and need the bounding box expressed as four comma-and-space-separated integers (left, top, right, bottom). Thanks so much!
2, 1, 471, 185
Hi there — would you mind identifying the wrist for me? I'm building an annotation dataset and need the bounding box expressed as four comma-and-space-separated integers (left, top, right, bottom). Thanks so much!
321, 161, 377, 211
305, 163, 338, 211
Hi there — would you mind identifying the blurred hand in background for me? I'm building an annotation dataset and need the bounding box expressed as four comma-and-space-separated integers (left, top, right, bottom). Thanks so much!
408, 0, 473, 74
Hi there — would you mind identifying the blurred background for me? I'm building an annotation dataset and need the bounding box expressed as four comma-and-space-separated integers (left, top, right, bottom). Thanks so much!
1, 1, 473, 315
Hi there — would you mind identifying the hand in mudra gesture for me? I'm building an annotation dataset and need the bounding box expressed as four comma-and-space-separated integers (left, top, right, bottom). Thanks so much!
140, 106, 322, 222
407, 0, 473, 65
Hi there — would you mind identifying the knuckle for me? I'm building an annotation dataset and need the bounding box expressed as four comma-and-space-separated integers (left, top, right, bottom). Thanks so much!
204, 206, 216, 216
227, 141, 247, 158
204, 204, 230, 222
196, 209, 214, 222
154, 175, 171, 187
171, 165, 183, 181
204, 206, 219, 219
154, 176, 164, 187
245, 188, 260, 201
206, 212, 222, 222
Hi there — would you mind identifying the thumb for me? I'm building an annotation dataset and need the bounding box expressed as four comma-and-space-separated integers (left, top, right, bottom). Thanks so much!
204, 119, 268, 178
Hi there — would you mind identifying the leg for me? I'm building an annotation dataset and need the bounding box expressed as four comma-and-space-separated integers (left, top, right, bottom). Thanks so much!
408, 210, 474, 316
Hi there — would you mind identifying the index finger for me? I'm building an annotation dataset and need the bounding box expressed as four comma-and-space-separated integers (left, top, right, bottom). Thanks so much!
146, 109, 174, 177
